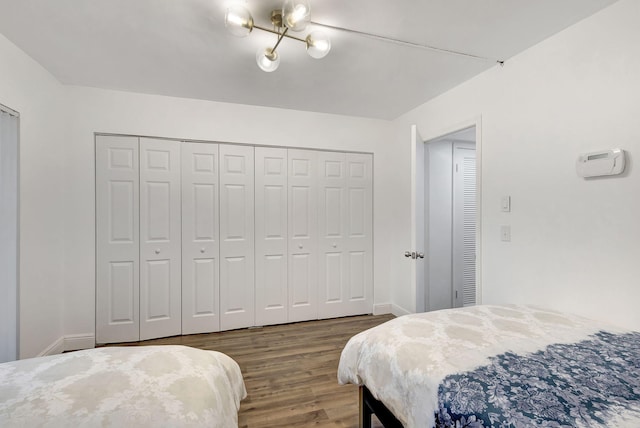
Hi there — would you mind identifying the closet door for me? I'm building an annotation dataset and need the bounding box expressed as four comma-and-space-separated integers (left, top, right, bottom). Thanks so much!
345, 153, 373, 315
139, 138, 182, 340
288, 149, 318, 322
452, 143, 476, 308
318, 152, 373, 318
219, 144, 255, 330
182, 142, 220, 334
255, 147, 288, 325
317, 152, 348, 318
96, 136, 140, 343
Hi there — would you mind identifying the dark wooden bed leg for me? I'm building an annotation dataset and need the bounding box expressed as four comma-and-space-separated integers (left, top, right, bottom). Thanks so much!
360, 386, 372, 428
360, 385, 404, 428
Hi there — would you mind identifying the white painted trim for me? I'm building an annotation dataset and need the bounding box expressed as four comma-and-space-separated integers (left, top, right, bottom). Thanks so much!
391, 304, 411, 317
64, 334, 95, 352
373, 303, 392, 315
37, 334, 95, 357
37, 336, 64, 357
0, 103, 19, 117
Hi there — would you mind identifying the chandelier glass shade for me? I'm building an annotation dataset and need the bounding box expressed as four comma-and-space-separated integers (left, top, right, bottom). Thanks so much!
224, 5, 254, 38
256, 47, 280, 72
225, 1, 331, 72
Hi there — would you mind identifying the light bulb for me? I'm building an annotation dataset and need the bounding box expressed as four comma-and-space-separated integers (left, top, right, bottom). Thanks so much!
282, 0, 310, 32
306, 31, 331, 59
256, 47, 280, 72
225, 5, 254, 37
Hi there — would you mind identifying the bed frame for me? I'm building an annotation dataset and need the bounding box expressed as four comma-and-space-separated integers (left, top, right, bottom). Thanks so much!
359, 385, 403, 428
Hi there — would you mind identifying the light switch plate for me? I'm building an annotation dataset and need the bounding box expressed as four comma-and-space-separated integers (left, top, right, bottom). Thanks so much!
501, 196, 511, 212
501, 225, 511, 242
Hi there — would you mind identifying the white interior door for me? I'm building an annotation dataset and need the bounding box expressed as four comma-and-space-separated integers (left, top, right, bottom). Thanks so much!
453, 143, 477, 307
96, 135, 140, 343
139, 138, 182, 340
219, 144, 255, 330
317, 152, 373, 318
181, 142, 220, 334
410, 125, 427, 312
0, 107, 19, 362
255, 147, 288, 326
317, 151, 348, 318
288, 149, 318, 322
345, 153, 373, 315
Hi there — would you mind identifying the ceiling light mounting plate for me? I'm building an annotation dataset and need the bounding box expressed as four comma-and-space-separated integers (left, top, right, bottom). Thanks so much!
271, 10, 284, 28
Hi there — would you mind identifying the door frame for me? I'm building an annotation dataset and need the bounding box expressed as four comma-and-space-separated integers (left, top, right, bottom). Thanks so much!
0, 103, 20, 362
412, 116, 483, 310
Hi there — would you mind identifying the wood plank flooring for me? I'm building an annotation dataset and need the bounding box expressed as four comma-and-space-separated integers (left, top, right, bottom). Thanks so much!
107, 314, 394, 427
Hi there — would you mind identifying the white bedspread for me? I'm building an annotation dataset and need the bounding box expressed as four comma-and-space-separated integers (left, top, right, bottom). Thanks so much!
0, 345, 246, 427
338, 305, 633, 427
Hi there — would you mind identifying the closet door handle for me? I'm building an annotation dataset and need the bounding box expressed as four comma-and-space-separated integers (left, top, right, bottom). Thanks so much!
298, 244, 303, 249
200, 248, 206, 253
155, 249, 161, 254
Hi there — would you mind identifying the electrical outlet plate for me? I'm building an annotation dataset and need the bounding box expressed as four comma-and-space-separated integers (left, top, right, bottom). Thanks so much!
500, 225, 511, 242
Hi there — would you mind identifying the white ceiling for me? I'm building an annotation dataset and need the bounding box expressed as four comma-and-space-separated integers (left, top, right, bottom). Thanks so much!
0, 0, 616, 119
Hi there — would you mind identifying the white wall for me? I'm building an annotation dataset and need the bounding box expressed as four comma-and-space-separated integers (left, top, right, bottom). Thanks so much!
0, 34, 67, 358
393, 0, 640, 330
63, 87, 396, 341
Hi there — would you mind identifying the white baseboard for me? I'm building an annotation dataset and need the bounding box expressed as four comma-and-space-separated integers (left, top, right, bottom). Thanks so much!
373, 303, 392, 315
38, 336, 65, 357
64, 334, 95, 352
391, 304, 411, 317
38, 334, 95, 357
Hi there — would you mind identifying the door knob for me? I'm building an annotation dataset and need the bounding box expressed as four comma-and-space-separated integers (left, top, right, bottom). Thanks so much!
298, 244, 303, 249
200, 248, 205, 253
155, 249, 161, 254
332, 243, 337, 248
404, 251, 412, 258
417, 252, 424, 259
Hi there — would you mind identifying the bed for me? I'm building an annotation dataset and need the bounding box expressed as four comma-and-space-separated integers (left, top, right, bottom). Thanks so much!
338, 305, 640, 428
0, 345, 246, 427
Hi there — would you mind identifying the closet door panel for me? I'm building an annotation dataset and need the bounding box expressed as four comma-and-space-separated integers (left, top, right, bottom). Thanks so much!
346, 153, 373, 312
219, 144, 255, 330
318, 152, 349, 319
182, 143, 220, 334
255, 147, 288, 326
288, 149, 318, 322
96, 136, 140, 343
139, 138, 181, 341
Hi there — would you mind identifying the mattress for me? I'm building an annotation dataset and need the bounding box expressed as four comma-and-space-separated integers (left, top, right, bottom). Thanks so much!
0, 345, 246, 427
338, 305, 640, 427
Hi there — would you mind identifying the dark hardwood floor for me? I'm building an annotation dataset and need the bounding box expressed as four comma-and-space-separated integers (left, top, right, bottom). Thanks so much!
108, 314, 394, 427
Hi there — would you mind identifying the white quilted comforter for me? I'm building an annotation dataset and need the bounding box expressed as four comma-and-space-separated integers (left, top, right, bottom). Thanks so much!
0, 345, 246, 427
338, 305, 636, 427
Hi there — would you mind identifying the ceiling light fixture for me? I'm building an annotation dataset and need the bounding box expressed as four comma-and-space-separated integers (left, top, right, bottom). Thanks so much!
225, 0, 331, 72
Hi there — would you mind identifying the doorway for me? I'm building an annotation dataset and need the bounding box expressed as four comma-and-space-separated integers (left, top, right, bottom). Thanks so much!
414, 125, 478, 312
0, 103, 19, 363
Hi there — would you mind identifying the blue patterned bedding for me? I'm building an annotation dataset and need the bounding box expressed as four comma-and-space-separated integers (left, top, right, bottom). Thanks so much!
436, 331, 640, 427
338, 305, 640, 428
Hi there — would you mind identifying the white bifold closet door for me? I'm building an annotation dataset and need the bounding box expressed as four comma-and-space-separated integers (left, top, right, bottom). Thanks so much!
255, 147, 288, 326
318, 153, 373, 318
219, 144, 255, 330
96, 136, 140, 343
288, 149, 319, 322
139, 138, 182, 341
181, 142, 220, 334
